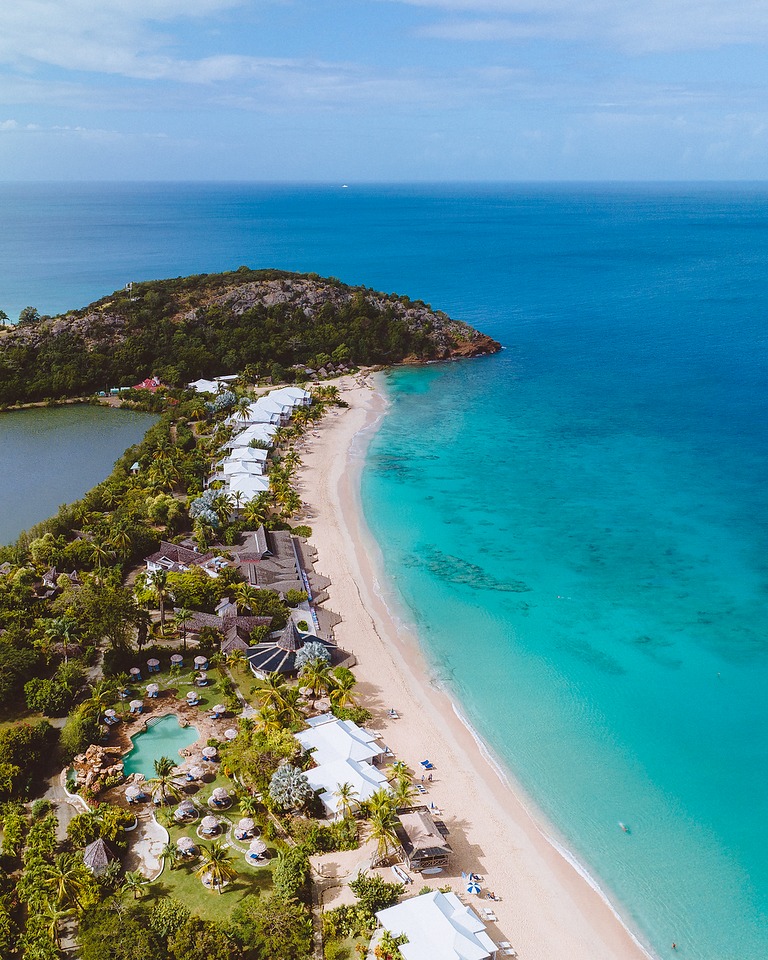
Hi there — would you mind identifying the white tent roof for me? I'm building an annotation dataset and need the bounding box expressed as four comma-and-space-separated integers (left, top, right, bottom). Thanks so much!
377, 892, 496, 960
296, 715, 382, 766
304, 757, 389, 815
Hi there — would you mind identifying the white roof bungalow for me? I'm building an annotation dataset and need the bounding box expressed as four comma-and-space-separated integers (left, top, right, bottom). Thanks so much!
297, 713, 384, 766
227, 424, 278, 448
305, 757, 389, 818
269, 386, 312, 408
296, 714, 389, 817
221, 460, 265, 478
226, 474, 271, 502
226, 404, 275, 427
188, 375, 238, 394
254, 395, 292, 425
225, 446, 269, 466
377, 891, 498, 960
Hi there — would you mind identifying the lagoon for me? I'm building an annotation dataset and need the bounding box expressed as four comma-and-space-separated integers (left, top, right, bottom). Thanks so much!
0, 405, 157, 545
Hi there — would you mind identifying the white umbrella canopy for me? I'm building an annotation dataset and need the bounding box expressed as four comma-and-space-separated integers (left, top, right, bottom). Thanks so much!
200, 816, 219, 833
249, 838, 267, 855
170, 654, 184, 665
129, 699, 143, 711
146, 683, 159, 694
212, 787, 229, 802
129, 667, 141, 677
125, 784, 145, 801
186, 691, 198, 701
194, 656, 208, 667
187, 766, 204, 780
105, 709, 117, 718
202, 746, 218, 759
212, 704, 225, 714
224, 728, 238, 740
177, 836, 196, 853
237, 818, 255, 832
147, 658, 160, 668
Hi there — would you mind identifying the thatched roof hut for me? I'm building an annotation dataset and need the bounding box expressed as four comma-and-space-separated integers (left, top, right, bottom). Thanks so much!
395, 806, 452, 872
83, 838, 117, 875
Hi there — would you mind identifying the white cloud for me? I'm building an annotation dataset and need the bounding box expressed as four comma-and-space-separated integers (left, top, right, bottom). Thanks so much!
391, 0, 768, 53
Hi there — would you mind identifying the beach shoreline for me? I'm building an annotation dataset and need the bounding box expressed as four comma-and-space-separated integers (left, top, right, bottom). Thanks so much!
298, 372, 656, 960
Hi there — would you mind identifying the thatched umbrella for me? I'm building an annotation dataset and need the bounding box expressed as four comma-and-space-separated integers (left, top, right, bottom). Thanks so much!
248, 838, 267, 857
212, 704, 225, 716
125, 783, 146, 802
224, 728, 238, 740
235, 817, 255, 838
186, 765, 204, 781
210, 788, 230, 807
147, 658, 160, 671
194, 656, 208, 669
146, 683, 159, 697
186, 690, 198, 703
200, 815, 219, 835
104, 708, 117, 719
202, 746, 218, 760
83, 838, 117, 876
174, 800, 197, 822
129, 699, 143, 713
170, 654, 184, 667
196, 671, 208, 686
177, 836, 197, 856
129, 667, 142, 680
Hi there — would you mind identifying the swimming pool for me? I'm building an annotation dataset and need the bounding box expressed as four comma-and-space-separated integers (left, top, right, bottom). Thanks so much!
122, 714, 199, 779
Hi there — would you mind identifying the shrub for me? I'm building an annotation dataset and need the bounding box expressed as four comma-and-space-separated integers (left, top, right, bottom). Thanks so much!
273, 847, 310, 903
268, 764, 313, 812
284, 589, 307, 608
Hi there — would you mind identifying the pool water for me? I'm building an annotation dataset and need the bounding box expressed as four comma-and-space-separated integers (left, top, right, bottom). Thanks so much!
122, 715, 199, 779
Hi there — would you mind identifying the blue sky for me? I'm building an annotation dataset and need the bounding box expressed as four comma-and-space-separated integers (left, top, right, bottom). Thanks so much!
0, 0, 767, 180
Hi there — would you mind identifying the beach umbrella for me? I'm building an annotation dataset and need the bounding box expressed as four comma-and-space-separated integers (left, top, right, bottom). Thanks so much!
186, 691, 197, 701
202, 746, 218, 759
194, 656, 207, 668
174, 801, 196, 821
129, 667, 141, 678
129, 699, 142, 711
248, 838, 267, 856
170, 654, 183, 666
237, 817, 255, 833
177, 836, 196, 854
187, 765, 203, 781
147, 658, 160, 669
125, 784, 145, 801
146, 683, 159, 696
212, 704, 225, 714
104, 708, 117, 718
466, 881, 481, 896
299, 686, 313, 698
212, 787, 229, 802
224, 728, 238, 740
314, 697, 331, 712
200, 815, 219, 834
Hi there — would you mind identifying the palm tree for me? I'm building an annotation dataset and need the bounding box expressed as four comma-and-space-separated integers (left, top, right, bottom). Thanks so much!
367, 787, 395, 818
44, 615, 79, 665
279, 687, 304, 727
40, 899, 74, 948
254, 704, 282, 734
195, 840, 237, 893
239, 794, 260, 818
334, 781, 359, 820
211, 492, 234, 527
242, 491, 272, 527
150, 570, 171, 632
226, 649, 247, 671
299, 658, 330, 699
122, 870, 148, 900
233, 582, 260, 614
42, 853, 90, 911
390, 777, 415, 809
173, 607, 194, 652
147, 756, 183, 805
258, 672, 288, 712
329, 667, 358, 710
160, 842, 179, 872
85, 678, 117, 715
367, 805, 400, 866
89, 540, 114, 576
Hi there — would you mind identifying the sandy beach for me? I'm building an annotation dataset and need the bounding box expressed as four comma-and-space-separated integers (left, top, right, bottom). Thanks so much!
297, 373, 653, 960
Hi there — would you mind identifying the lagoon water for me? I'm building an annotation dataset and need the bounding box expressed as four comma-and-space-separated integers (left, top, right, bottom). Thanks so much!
0, 405, 157, 545
1, 183, 767, 958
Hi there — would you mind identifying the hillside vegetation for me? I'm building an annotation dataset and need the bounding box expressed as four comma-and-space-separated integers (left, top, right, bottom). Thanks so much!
0, 267, 500, 404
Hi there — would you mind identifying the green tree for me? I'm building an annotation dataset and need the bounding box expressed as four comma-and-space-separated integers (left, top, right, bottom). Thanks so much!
348, 871, 403, 916
195, 840, 237, 893
272, 846, 310, 902
230, 893, 312, 960
121, 870, 148, 900
168, 916, 243, 960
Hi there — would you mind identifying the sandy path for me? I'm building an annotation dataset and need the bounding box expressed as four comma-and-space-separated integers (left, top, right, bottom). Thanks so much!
296, 374, 654, 960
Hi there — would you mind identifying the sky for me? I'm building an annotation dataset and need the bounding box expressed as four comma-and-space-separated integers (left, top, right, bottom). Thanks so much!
0, 0, 767, 180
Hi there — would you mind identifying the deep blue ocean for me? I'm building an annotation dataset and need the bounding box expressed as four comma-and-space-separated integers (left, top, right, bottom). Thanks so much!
1, 183, 767, 959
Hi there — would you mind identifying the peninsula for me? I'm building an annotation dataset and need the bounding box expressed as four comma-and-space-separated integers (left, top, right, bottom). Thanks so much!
0, 268, 500, 405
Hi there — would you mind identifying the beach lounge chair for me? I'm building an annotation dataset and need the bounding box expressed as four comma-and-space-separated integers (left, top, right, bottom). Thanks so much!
388, 708, 399, 719
415, 783, 427, 794
419, 759, 434, 770
482, 908, 497, 921
498, 943, 517, 957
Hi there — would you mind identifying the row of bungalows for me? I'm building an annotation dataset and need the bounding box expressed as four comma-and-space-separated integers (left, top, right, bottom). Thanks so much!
211, 386, 311, 505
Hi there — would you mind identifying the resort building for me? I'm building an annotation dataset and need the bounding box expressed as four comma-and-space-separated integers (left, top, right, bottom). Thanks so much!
188, 375, 238, 393
145, 541, 214, 576
82, 838, 118, 877
376, 891, 498, 960
394, 805, 452, 872
294, 713, 388, 817
247, 621, 352, 677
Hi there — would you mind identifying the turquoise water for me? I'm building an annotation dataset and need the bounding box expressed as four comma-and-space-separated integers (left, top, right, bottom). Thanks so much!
2, 183, 767, 959
0, 405, 157, 545
122, 715, 199, 779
